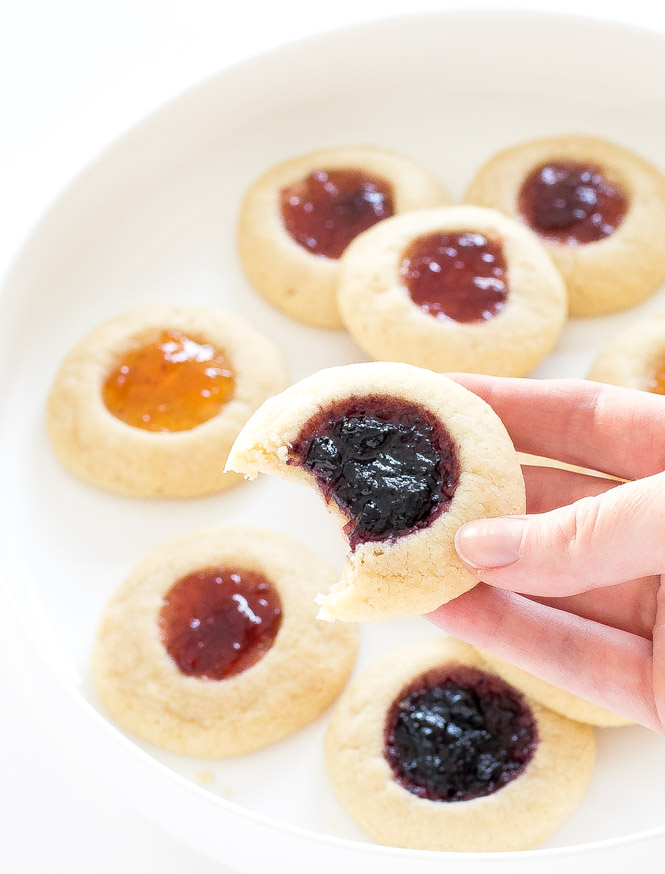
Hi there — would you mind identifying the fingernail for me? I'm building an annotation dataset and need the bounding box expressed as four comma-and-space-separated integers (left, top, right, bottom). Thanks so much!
455, 517, 526, 570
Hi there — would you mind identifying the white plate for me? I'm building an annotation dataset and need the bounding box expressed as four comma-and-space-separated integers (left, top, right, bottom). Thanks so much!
2, 9, 665, 873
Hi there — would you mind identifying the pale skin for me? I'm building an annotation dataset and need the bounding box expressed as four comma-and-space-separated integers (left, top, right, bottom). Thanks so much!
426, 376, 665, 733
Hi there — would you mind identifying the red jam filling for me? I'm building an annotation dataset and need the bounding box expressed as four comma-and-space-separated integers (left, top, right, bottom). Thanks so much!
159, 567, 282, 680
102, 329, 235, 432
385, 666, 538, 802
289, 396, 459, 549
400, 231, 508, 323
518, 161, 627, 245
280, 168, 394, 259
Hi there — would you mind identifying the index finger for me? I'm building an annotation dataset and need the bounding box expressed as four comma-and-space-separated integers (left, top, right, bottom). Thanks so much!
447, 375, 665, 480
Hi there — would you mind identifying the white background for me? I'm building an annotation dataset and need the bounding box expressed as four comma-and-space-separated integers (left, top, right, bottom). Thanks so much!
2, 1, 665, 871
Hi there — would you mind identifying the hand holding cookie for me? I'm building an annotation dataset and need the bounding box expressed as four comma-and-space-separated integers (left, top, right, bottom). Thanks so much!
428, 376, 665, 733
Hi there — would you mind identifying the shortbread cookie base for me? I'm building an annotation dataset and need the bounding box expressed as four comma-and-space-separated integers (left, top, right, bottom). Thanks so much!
325, 637, 596, 852
338, 205, 567, 376
47, 305, 289, 497
587, 314, 665, 391
238, 146, 451, 328
226, 362, 525, 622
93, 527, 359, 757
465, 135, 665, 316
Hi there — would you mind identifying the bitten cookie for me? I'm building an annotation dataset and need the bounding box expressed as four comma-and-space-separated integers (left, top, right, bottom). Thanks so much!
325, 637, 596, 852
338, 205, 567, 376
92, 527, 359, 757
476, 649, 632, 728
465, 135, 665, 316
587, 314, 665, 394
237, 146, 451, 328
226, 362, 525, 622
46, 305, 289, 497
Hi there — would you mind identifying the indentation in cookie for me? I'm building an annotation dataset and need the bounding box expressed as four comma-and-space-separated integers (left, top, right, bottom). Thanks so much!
400, 230, 508, 322
518, 161, 627, 246
384, 665, 538, 802
103, 329, 235, 432
159, 567, 282, 679
289, 396, 458, 548
280, 168, 394, 259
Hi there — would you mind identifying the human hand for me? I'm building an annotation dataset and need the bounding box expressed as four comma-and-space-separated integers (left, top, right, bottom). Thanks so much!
427, 376, 665, 732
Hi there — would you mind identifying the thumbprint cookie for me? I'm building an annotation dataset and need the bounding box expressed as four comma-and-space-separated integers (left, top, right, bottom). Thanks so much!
237, 146, 451, 328
587, 314, 665, 396
465, 135, 665, 316
337, 205, 566, 375
92, 527, 359, 757
46, 305, 289, 497
226, 362, 525, 622
325, 637, 595, 852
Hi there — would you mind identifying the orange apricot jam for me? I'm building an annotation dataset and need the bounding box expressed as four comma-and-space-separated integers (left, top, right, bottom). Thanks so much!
102, 329, 234, 432
648, 361, 665, 395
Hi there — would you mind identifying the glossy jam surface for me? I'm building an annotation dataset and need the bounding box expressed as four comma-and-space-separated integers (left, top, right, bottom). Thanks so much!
518, 161, 627, 245
401, 231, 508, 323
103, 330, 234, 432
385, 666, 538, 802
280, 168, 394, 259
159, 567, 282, 680
290, 397, 458, 548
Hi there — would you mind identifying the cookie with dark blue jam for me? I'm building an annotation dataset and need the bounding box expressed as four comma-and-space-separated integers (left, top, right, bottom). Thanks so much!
385, 665, 538, 802
289, 397, 459, 549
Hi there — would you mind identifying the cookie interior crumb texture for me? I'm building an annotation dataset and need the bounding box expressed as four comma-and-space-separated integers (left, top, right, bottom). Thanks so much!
226, 362, 525, 621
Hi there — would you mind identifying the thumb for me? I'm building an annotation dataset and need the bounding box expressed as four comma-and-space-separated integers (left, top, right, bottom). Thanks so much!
454, 472, 665, 596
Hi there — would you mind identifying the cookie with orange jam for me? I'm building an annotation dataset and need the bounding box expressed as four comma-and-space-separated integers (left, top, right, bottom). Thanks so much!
587, 314, 665, 396
93, 527, 358, 757
325, 637, 595, 852
465, 135, 665, 316
237, 146, 451, 328
337, 205, 566, 376
46, 305, 288, 497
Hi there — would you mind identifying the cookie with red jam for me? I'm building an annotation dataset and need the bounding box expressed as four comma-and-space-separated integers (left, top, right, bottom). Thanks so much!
92, 527, 358, 757
237, 146, 451, 328
325, 637, 595, 852
337, 205, 567, 376
46, 305, 289, 497
465, 135, 665, 316
587, 314, 665, 397
226, 362, 525, 621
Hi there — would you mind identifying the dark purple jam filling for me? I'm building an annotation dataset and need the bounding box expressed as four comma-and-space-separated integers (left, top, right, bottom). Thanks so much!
401, 230, 508, 323
385, 666, 538, 802
159, 567, 282, 680
280, 168, 394, 259
518, 160, 627, 246
289, 397, 458, 549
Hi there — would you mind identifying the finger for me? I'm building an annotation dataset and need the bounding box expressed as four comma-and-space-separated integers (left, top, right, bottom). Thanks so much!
426, 584, 658, 731
523, 464, 618, 514
530, 576, 660, 639
455, 472, 665, 595
446, 374, 665, 480
651, 586, 665, 729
